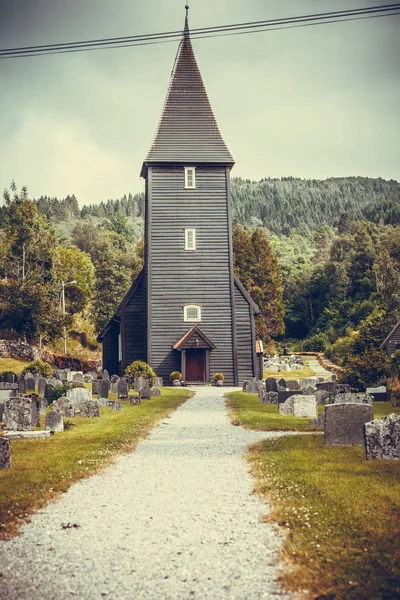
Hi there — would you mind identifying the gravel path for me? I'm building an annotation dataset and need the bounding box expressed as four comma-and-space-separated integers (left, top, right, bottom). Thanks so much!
0, 387, 296, 600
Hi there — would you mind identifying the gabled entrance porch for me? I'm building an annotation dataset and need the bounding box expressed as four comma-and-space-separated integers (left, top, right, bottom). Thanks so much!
173, 326, 216, 383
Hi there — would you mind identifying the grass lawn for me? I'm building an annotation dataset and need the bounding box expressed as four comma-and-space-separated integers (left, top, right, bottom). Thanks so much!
226, 391, 400, 432
0, 357, 31, 373
263, 360, 316, 380
0, 388, 192, 538
249, 434, 400, 599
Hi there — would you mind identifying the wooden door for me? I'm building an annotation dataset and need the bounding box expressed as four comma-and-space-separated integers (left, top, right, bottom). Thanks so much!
185, 349, 206, 382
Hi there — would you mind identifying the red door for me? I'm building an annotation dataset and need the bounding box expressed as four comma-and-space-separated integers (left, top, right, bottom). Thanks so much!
185, 349, 206, 382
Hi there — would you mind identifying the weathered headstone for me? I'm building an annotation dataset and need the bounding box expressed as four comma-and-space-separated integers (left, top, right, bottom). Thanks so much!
154, 377, 164, 388
286, 380, 300, 391
277, 378, 286, 389
366, 386, 386, 394
117, 378, 129, 399
293, 395, 317, 418
309, 411, 325, 429
130, 396, 141, 406
266, 378, 278, 392
53, 396, 74, 418
112, 402, 122, 412
3, 397, 36, 431
102, 369, 109, 381
87, 371, 97, 381
334, 393, 373, 405
45, 412, 64, 433
314, 390, 333, 405
44, 384, 55, 402
98, 380, 109, 400
97, 397, 109, 407
0, 438, 11, 469
278, 396, 295, 415
80, 400, 100, 418
31, 396, 41, 427
151, 387, 161, 396
336, 384, 351, 395
278, 390, 297, 403
72, 373, 84, 383
18, 378, 27, 394
139, 386, 152, 400
245, 378, 259, 394
111, 380, 118, 394
260, 391, 278, 405
302, 385, 317, 395
67, 387, 91, 413
92, 380, 100, 395
316, 381, 337, 395
364, 413, 400, 460
324, 403, 373, 446
38, 378, 47, 397
301, 377, 318, 388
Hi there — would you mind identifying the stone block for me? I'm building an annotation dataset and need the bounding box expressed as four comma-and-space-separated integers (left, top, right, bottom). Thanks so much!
67, 387, 91, 413
286, 380, 300, 391
324, 403, 373, 446
80, 400, 100, 418
364, 413, 400, 460
278, 396, 295, 415
45, 412, 64, 432
314, 390, 333, 405
0, 437, 11, 468
53, 396, 74, 418
316, 381, 337, 395
302, 385, 317, 395
151, 387, 161, 396
37, 378, 47, 396
309, 411, 325, 429
4, 430, 50, 440
366, 386, 386, 394
278, 390, 297, 403
139, 386, 152, 400
130, 396, 141, 406
98, 380, 109, 399
293, 395, 317, 418
260, 391, 278, 405
265, 378, 278, 392
3, 397, 36, 431
334, 393, 373, 405
117, 378, 129, 398
277, 378, 286, 389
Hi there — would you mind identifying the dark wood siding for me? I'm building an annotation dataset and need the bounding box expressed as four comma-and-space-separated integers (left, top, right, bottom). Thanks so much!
234, 283, 255, 384
123, 276, 146, 371
147, 165, 236, 384
103, 321, 120, 376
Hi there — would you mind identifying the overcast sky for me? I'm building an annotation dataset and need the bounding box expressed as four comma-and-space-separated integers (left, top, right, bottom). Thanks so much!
0, 0, 399, 205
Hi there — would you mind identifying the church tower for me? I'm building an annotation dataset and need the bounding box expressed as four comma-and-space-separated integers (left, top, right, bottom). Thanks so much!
99, 9, 261, 385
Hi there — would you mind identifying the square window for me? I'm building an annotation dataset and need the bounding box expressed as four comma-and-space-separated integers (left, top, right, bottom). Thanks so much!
184, 167, 196, 189
184, 305, 201, 322
185, 228, 196, 251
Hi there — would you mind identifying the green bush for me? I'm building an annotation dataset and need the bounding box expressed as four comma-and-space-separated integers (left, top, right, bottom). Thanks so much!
339, 349, 391, 388
212, 372, 224, 382
169, 371, 182, 382
302, 332, 330, 352
21, 359, 53, 378
390, 349, 400, 376
0, 370, 17, 381
125, 360, 156, 386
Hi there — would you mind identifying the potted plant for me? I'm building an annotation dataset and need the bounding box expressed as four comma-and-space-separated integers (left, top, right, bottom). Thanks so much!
212, 372, 224, 387
170, 371, 182, 386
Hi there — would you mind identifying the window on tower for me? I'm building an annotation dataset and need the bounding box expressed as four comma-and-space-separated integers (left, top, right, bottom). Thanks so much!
184, 304, 201, 322
184, 228, 196, 251
184, 167, 196, 188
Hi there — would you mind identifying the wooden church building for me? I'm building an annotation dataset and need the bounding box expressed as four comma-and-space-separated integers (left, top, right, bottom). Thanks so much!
98, 10, 261, 385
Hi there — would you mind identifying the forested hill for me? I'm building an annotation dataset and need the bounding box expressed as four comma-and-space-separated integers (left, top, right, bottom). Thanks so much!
29, 176, 400, 237
230, 176, 400, 235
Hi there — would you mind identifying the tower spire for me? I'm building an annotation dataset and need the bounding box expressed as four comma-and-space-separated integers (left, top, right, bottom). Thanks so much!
184, 4, 189, 33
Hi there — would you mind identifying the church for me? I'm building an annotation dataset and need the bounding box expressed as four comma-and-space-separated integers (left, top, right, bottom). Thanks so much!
98, 10, 262, 385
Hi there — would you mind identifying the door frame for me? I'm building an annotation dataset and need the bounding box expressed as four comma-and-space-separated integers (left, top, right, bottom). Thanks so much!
181, 348, 210, 383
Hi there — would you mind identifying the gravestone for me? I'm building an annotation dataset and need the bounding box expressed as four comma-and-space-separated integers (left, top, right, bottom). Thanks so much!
260, 391, 278, 405
72, 373, 84, 383
102, 370, 110, 381
364, 413, 400, 460
154, 377, 164, 388
3, 397, 36, 431
286, 380, 300, 391
336, 384, 351, 394
293, 395, 317, 418
44, 384, 55, 402
324, 403, 373, 446
67, 387, 91, 413
40, 398, 48, 415
87, 371, 97, 381
0, 438, 11, 469
268, 365, 279, 373
301, 377, 318, 388
278, 390, 297, 403
38, 377, 47, 397
316, 381, 337, 395
366, 386, 386, 394
111, 380, 118, 394
309, 411, 325, 429
302, 385, 317, 395
18, 378, 27, 394
277, 378, 286, 389
53, 396, 74, 418
112, 402, 123, 412
92, 380, 100, 395
245, 379, 259, 394
117, 378, 129, 399
47, 377, 58, 387
151, 387, 161, 397
45, 412, 64, 433
314, 390, 333, 405
80, 400, 100, 418
5, 373, 15, 383
130, 396, 141, 406
31, 396, 41, 427
24, 372, 34, 381
266, 378, 278, 392
97, 397, 109, 407
98, 380, 109, 400
334, 393, 373, 405
139, 386, 151, 400
110, 375, 119, 383
278, 396, 295, 415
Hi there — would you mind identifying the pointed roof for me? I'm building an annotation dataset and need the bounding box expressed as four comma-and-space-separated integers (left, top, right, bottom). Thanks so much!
173, 325, 216, 350
141, 15, 234, 176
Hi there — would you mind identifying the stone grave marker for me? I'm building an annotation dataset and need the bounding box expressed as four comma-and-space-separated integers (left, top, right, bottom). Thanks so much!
278, 396, 295, 415
154, 377, 163, 388
334, 393, 373, 405
365, 413, 400, 460
92, 380, 100, 395
316, 381, 337, 395
97, 397, 109, 407
111, 380, 118, 394
67, 387, 91, 413
130, 396, 141, 406
31, 396, 41, 427
72, 373, 84, 383
366, 386, 386, 394
47, 377, 59, 387
309, 411, 325, 429
38, 378, 47, 397
112, 402, 122, 412
278, 390, 297, 403
26, 377, 35, 393
293, 395, 317, 418
245, 378, 259, 394
0, 438, 11, 469
98, 380, 109, 400
139, 386, 152, 400
302, 385, 317, 395
324, 403, 373, 446
277, 378, 286, 389
80, 399, 100, 418
118, 378, 129, 399
44, 384, 55, 402
335, 383, 351, 394
151, 387, 161, 397
53, 396, 74, 418
286, 380, 300, 391
102, 369, 110, 381
3, 397, 36, 431
18, 378, 27, 394
301, 377, 318, 388
314, 390, 333, 405
260, 391, 278, 405
87, 371, 97, 381
266, 378, 278, 392
45, 412, 64, 433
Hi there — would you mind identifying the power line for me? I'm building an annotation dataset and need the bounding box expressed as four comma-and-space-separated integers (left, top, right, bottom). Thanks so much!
0, 3, 399, 59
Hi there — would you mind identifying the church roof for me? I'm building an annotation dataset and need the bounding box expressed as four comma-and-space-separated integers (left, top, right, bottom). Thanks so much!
141, 18, 234, 176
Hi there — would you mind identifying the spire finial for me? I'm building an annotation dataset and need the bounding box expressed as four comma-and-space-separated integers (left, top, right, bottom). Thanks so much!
184, 4, 189, 33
